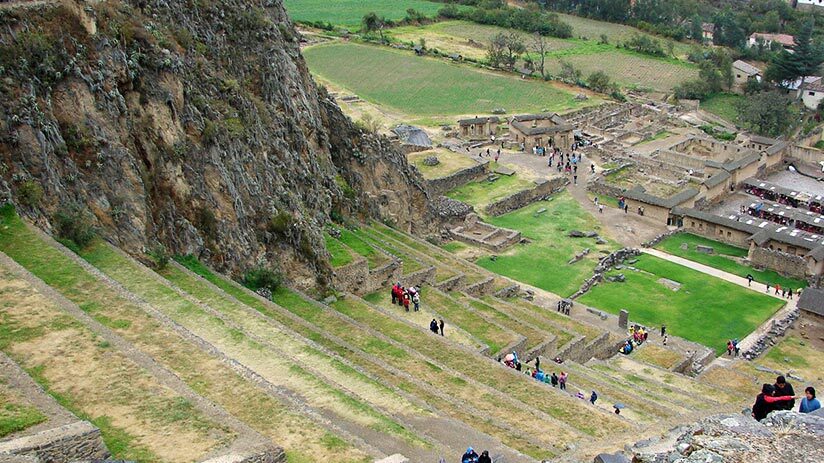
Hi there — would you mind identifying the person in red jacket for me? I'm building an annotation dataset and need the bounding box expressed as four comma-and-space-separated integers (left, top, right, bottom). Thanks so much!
402, 292, 410, 312
752, 384, 796, 421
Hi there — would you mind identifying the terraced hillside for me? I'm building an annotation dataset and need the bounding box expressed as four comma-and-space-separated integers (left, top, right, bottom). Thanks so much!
0, 205, 757, 462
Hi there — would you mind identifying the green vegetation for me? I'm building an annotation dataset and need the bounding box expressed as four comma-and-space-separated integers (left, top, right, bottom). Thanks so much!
476, 192, 617, 297
407, 149, 478, 179
325, 232, 355, 267
579, 254, 784, 354
700, 93, 743, 124
814, 140, 824, 150
442, 241, 469, 254
283, 0, 444, 28
655, 233, 807, 289
0, 397, 46, 438
304, 43, 592, 118
446, 174, 534, 212
336, 227, 389, 269
637, 130, 672, 144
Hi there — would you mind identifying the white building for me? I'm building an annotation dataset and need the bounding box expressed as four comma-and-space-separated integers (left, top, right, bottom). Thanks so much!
747, 33, 794, 50
796, 0, 824, 11
799, 79, 824, 110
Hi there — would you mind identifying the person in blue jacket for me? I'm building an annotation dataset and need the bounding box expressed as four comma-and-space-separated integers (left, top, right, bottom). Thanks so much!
800, 387, 821, 413
461, 447, 479, 463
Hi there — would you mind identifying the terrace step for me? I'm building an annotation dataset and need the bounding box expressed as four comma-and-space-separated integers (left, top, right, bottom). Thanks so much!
79, 242, 435, 461
358, 227, 461, 284
0, 218, 375, 463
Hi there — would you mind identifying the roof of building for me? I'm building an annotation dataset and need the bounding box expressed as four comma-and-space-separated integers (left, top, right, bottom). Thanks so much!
785, 76, 822, 91
749, 33, 795, 47
391, 125, 432, 148
748, 228, 824, 250
510, 120, 574, 136
765, 141, 789, 156
672, 207, 762, 235
458, 116, 499, 125
624, 187, 699, 209
703, 152, 761, 172
702, 23, 715, 33
733, 60, 762, 76
797, 288, 824, 316
747, 135, 778, 146
742, 177, 824, 203
744, 200, 824, 229
704, 171, 731, 189
807, 246, 824, 262
511, 113, 567, 124
807, 79, 824, 93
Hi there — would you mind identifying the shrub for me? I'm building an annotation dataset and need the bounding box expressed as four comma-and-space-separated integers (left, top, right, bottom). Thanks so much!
242, 266, 283, 293
147, 242, 170, 269
268, 211, 293, 235
18, 180, 43, 207
55, 204, 97, 250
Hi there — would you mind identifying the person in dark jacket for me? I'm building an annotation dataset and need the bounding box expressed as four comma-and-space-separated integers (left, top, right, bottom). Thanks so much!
478, 450, 492, 463
774, 376, 795, 410
429, 319, 439, 334
752, 384, 795, 420
461, 447, 479, 463
550, 372, 558, 387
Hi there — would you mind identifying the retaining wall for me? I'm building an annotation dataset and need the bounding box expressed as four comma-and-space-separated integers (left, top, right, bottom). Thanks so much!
199, 448, 287, 463
787, 144, 824, 165
749, 247, 808, 279
464, 277, 496, 296
485, 177, 569, 216
426, 162, 488, 196
399, 266, 436, 289
0, 421, 108, 462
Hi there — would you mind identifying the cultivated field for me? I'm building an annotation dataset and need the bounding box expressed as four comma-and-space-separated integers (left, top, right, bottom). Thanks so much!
304, 43, 595, 119
388, 21, 698, 92
283, 0, 445, 27
578, 254, 785, 354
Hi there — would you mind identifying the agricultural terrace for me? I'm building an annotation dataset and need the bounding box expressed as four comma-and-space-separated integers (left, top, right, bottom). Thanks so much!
473, 191, 619, 297
303, 43, 596, 120
578, 254, 784, 355
388, 21, 698, 92
283, 0, 446, 28
655, 233, 808, 290
408, 148, 479, 180
699, 93, 744, 124
445, 172, 535, 212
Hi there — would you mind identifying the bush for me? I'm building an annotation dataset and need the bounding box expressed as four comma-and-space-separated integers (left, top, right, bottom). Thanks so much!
55, 204, 97, 250
587, 71, 611, 93
268, 211, 293, 235
242, 266, 283, 293
18, 180, 43, 207
147, 242, 170, 269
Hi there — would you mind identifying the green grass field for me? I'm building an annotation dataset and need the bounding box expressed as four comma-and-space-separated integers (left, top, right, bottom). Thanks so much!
324, 232, 355, 267
445, 174, 534, 212
304, 43, 593, 117
655, 233, 807, 289
284, 0, 446, 27
578, 254, 784, 354
388, 20, 697, 92
407, 149, 478, 179
0, 394, 46, 438
700, 93, 743, 124
475, 191, 618, 297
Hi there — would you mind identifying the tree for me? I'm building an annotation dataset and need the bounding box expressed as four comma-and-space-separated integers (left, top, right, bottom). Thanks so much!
361, 12, 385, 42
765, 19, 824, 99
736, 91, 793, 136
690, 15, 704, 43
487, 32, 525, 71
587, 71, 611, 93
531, 33, 549, 78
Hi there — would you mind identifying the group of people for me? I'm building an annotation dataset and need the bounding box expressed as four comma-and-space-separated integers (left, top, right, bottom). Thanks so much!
725, 339, 741, 357
763, 282, 795, 300
620, 325, 650, 355
557, 299, 573, 315
429, 318, 445, 336
500, 353, 579, 395
616, 196, 631, 214
390, 282, 420, 312
460, 447, 492, 463
752, 375, 820, 421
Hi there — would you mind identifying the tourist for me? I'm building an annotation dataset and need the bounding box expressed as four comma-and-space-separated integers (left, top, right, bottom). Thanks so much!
788, 288, 793, 300
663, 334, 668, 346
752, 384, 795, 421
576, 391, 585, 400
614, 407, 621, 415
781, 288, 786, 298
590, 390, 598, 405
478, 450, 492, 463
774, 283, 781, 296
391, 282, 401, 305
439, 319, 444, 336
726, 340, 734, 357
660, 325, 666, 337
535, 356, 540, 371
559, 372, 567, 390
594, 197, 599, 206
403, 292, 410, 312
598, 204, 604, 214
573, 174, 577, 185
746, 274, 754, 287
623, 204, 628, 214
430, 319, 439, 334
733, 339, 740, 357
591, 163, 595, 174
550, 372, 558, 388
799, 387, 821, 413
774, 376, 796, 410
412, 292, 420, 311
461, 447, 479, 463
495, 149, 500, 163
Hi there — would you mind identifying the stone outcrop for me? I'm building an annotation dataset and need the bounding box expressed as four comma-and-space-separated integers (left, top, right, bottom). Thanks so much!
0, 0, 431, 287
742, 308, 800, 360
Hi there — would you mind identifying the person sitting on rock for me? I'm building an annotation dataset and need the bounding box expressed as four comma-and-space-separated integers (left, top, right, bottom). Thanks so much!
752, 384, 795, 421
799, 387, 821, 414
461, 447, 479, 463
478, 450, 492, 463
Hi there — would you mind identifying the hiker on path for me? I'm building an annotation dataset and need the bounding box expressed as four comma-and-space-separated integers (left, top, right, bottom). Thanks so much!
746, 274, 754, 287
495, 149, 500, 163
429, 319, 439, 334
774, 376, 796, 410
413, 292, 420, 311
461, 447, 479, 463
766, 283, 771, 293
535, 356, 540, 371
800, 387, 821, 413
439, 319, 444, 336
661, 325, 666, 337
391, 282, 401, 305
478, 450, 492, 463
559, 372, 567, 390
403, 292, 410, 312
624, 204, 628, 214
550, 372, 558, 388
598, 204, 604, 214
573, 174, 577, 185
788, 288, 793, 300
591, 163, 595, 174
727, 340, 734, 357
733, 339, 740, 357
775, 283, 782, 296
590, 391, 598, 405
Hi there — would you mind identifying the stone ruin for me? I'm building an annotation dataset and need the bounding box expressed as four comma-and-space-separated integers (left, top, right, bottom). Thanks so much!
449, 213, 521, 252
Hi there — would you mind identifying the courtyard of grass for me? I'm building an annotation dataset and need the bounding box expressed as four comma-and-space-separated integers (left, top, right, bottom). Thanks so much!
699, 93, 743, 125
445, 173, 535, 212
303, 43, 595, 118
655, 233, 807, 290
407, 149, 478, 180
283, 0, 447, 28
578, 254, 784, 355
473, 191, 618, 297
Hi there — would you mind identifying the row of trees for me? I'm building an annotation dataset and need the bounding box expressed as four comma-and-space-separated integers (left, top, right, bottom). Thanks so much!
438, 1, 573, 38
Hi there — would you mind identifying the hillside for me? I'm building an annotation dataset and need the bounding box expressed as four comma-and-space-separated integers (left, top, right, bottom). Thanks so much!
0, 0, 431, 285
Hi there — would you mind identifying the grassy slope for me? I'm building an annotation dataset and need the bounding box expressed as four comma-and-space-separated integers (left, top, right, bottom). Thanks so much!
283, 0, 444, 27
655, 233, 807, 289
476, 192, 618, 297
337, 227, 389, 269
304, 42, 590, 117
578, 254, 784, 354
325, 232, 355, 267
407, 149, 478, 180
700, 93, 743, 124
0, 388, 46, 438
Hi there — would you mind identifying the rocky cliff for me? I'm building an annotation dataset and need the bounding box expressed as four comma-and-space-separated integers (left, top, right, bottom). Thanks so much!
0, 0, 431, 285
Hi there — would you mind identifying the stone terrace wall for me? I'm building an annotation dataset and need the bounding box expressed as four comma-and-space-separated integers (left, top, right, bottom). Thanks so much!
485, 176, 569, 216
426, 162, 488, 196
0, 421, 108, 462
788, 144, 824, 165
200, 447, 287, 463
333, 258, 370, 294
749, 247, 808, 279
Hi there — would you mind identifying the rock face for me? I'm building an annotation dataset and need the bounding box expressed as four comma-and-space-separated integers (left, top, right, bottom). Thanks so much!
622, 411, 824, 463
0, 0, 431, 285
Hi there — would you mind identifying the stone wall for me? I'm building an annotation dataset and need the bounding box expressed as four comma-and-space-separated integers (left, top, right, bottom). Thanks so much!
0, 421, 108, 462
367, 261, 403, 294
464, 277, 496, 296
485, 176, 569, 216
333, 257, 370, 295
788, 144, 824, 165
199, 447, 287, 463
435, 274, 466, 292
399, 266, 436, 289
426, 162, 488, 196
749, 247, 808, 279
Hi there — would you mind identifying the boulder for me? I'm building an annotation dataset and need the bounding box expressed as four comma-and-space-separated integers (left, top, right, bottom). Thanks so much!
696, 245, 714, 254
594, 452, 630, 463
658, 278, 681, 291
568, 230, 586, 237
680, 242, 689, 251
422, 156, 440, 166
